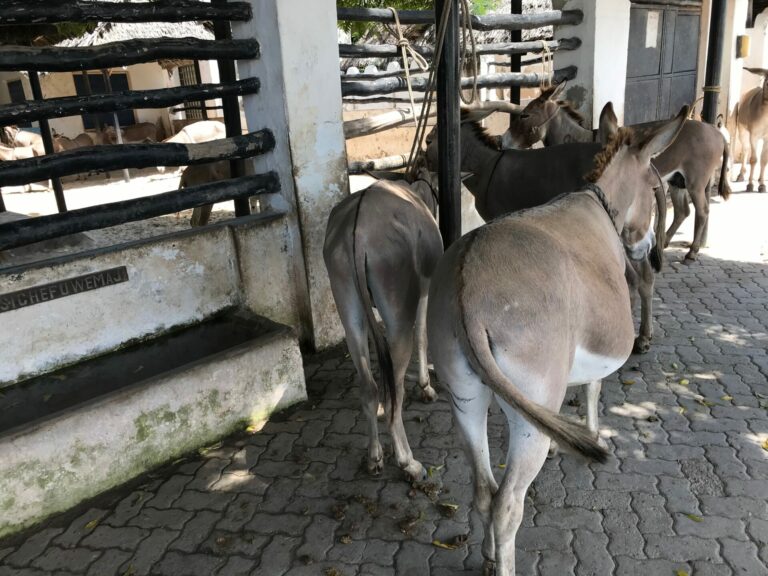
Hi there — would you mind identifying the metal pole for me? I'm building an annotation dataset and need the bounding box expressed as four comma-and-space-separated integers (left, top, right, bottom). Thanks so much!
702, 0, 727, 125
436, 0, 461, 247
101, 70, 131, 182
509, 0, 522, 113
212, 0, 250, 218
28, 71, 67, 213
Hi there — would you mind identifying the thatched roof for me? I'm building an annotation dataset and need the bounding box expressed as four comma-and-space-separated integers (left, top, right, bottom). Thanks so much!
57, 21, 213, 47
56, 21, 214, 70
340, 0, 553, 71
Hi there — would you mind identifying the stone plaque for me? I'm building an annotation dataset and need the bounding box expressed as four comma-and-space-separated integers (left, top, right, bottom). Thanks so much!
0, 266, 129, 313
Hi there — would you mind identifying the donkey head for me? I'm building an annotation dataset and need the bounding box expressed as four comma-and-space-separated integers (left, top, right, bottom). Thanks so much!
503, 81, 567, 149
744, 67, 768, 100
588, 103, 687, 261
1, 125, 19, 146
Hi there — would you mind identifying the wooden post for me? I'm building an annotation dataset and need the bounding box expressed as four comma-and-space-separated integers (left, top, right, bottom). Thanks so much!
436, 0, 461, 247
194, 61, 209, 120
213, 0, 249, 217
28, 71, 67, 213
509, 0, 522, 114
101, 69, 130, 182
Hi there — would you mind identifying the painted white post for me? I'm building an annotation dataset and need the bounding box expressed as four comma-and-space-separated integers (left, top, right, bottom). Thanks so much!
556, 0, 631, 127
233, 0, 348, 349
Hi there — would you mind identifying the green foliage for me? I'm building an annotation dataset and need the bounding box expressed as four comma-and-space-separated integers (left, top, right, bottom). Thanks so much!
0, 22, 95, 46
337, 0, 502, 41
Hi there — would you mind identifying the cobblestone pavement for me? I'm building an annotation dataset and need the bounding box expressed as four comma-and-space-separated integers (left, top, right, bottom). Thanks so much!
2, 190, 768, 576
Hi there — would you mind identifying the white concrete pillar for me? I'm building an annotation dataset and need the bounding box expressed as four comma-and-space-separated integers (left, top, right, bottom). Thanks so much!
556, 0, 631, 127
234, 0, 348, 350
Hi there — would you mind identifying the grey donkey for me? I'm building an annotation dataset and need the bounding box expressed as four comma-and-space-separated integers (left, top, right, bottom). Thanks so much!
428, 105, 688, 576
323, 170, 442, 480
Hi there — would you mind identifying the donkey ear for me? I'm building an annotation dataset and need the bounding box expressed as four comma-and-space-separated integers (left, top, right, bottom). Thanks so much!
744, 67, 768, 77
549, 80, 567, 100
637, 105, 688, 161
460, 106, 497, 124
597, 102, 618, 145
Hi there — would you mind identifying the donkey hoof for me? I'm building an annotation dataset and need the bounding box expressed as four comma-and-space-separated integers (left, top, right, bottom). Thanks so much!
482, 559, 497, 576
633, 336, 652, 355
760, 184, 767, 193
684, 251, 698, 262
367, 456, 384, 477
420, 384, 438, 403
402, 460, 426, 482
736, 174, 745, 183
747, 182, 755, 192
547, 439, 560, 459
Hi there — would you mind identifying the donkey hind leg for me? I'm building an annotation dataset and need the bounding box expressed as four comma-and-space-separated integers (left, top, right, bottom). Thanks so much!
449, 381, 498, 571
747, 136, 760, 192
492, 399, 552, 576
585, 380, 602, 435
685, 183, 710, 261
372, 280, 425, 481
633, 256, 655, 354
332, 290, 384, 475
414, 290, 437, 403
759, 142, 768, 193
664, 187, 690, 247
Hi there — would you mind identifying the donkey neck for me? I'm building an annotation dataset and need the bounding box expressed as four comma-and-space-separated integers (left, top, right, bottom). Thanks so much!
460, 124, 503, 210
545, 108, 592, 146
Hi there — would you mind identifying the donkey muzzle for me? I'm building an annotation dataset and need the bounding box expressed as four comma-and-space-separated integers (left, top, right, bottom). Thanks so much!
626, 228, 655, 262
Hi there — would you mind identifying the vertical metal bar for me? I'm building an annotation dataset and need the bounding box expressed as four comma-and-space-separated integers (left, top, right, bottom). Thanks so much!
747, 0, 754, 28
194, 60, 209, 120
509, 0, 522, 112
28, 71, 67, 213
101, 70, 130, 182
0, 191, 6, 213
436, 0, 461, 247
702, 0, 727, 125
212, 0, 250, 218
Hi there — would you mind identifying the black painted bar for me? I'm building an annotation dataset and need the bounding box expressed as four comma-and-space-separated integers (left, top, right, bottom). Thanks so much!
0, 173, 280, 251
0, 130, 275, 187
213, 0, 249, 218
0, 0, 252, 24
0, 38, 259, 72
342, 67, 577, 96
436, 0, 461, 248
702, 0, 727, 125
509, 0, 523, 109
337, 7, 583, 30
338, 37, 580, 59
28, 71, 67, 213
0, 79, 260, 127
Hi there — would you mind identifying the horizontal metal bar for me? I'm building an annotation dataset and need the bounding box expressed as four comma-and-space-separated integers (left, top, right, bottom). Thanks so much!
339, 37, 579, 59
0, 129, 275, 186
0, 38, 259, 72
0, 78, 259, 127
341, 66, 576, 96
0, 172, 280, 251
348, 154, 408, 174
337, 7, 583, 30
0, 0, 253, 24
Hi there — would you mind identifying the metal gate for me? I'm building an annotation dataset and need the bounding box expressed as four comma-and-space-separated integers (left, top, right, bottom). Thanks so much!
625, 1, 702, 124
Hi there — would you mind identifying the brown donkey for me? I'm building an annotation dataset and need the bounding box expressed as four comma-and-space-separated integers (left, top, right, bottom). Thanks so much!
505, 83, 731, 261
428, 105, 687, 576
735, 67, 768, 191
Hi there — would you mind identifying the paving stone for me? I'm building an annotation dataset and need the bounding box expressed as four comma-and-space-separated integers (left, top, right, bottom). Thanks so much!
294, 515, 338, 562
645, 534, 722, 562
144, 475, 193, 509
152, 551, 225, 576
53, 508, 109, 549
720, 537, 768, 575
3, 528, 64, 567
395, 541, 432, 576
84, 548, 132, 576
216, 555, 257, 576
168, 510, 221, 553
122, 528, 179, 575
200, 530, 269, 559
255, 535, 296, 576
80, 525, 150, 551
30, 546, 101, 573
615, 556, 691, 576
573, 529, 614, 576
128, 507, 193, 530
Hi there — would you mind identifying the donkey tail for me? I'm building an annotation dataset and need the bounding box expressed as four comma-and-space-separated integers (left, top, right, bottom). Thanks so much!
454, 243, 607, 462
719, 137, 732, 201
352, 191, 396, 420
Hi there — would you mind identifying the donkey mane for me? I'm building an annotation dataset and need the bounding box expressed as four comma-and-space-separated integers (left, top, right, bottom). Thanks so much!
462, 115, 501, 150
556, 101, 586, 127
585, 127, 633, 183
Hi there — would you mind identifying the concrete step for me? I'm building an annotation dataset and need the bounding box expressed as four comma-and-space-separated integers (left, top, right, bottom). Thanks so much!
0, 309, 306, 538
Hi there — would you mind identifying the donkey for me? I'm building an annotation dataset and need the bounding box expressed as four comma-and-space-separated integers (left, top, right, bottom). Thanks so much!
428, 105, 687, 576
323, 168, 442, 480
505, 82, 731, 261
157, 120, 226, 174
734, 67, 768, 191
178, 161, 231, 227
425, 107, 668, 354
